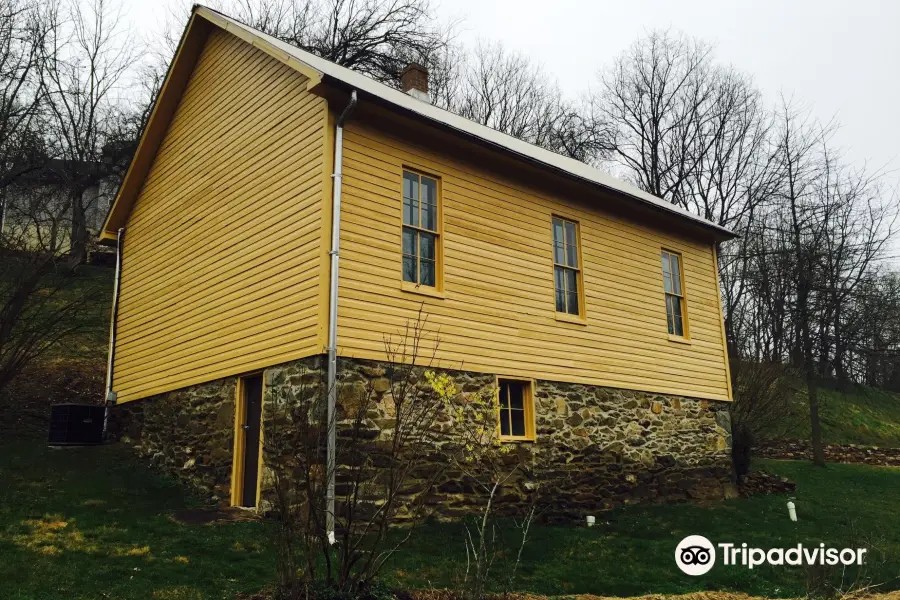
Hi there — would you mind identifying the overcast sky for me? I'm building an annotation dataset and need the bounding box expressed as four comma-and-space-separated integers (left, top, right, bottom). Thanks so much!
125, 0, 900, 191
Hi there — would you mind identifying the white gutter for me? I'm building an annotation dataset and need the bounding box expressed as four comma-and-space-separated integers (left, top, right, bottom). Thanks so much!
103, 227, 125, 435
326, 90, 358, 544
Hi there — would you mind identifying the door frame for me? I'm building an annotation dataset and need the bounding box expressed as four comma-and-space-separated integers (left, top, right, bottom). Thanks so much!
230, 372, 265, 508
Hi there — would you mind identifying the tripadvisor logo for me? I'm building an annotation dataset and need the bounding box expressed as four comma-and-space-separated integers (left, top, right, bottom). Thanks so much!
676, 535, 716, 576
675, 536, 868, 576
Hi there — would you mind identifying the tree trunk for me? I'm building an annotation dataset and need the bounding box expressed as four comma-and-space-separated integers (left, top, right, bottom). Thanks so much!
68, 189, 88, 267
806, 372, 826, 466
833, 304, 848, 388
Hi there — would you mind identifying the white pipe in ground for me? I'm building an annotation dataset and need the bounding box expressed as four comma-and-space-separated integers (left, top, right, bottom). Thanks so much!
787, 500, 798, 522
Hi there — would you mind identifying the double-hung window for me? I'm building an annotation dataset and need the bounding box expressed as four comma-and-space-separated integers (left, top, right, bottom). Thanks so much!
661, 249, 688, 337
552, 217, 582, 316
497, 379, 535, 441
402, 170, 439, 288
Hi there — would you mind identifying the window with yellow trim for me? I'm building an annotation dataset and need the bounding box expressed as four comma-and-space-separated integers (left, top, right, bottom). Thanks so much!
498, 379, 535, 441
402, 170, 439, 287
661, 249, 688, 337
552, 216, 582, 316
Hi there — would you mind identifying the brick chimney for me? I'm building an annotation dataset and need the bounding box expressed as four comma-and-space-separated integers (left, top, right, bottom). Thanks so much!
400, 63, 430, 103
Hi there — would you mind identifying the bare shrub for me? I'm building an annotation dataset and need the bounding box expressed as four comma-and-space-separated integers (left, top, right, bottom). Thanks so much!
729, 359, 799, 477
262, 310, 538, 599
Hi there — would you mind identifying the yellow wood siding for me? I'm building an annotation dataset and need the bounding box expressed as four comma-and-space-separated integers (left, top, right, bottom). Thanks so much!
112, 29, 327, 403
337, 116, 732, 401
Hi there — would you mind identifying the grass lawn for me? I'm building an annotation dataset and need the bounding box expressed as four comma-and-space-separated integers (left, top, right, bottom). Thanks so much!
2, 438, 900, 600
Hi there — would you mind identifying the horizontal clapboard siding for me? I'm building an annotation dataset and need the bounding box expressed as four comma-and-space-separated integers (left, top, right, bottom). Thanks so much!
337, 118, 731, 401
112, 28, 327, 403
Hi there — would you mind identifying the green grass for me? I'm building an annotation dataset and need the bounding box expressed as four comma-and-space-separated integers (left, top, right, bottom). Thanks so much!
778, 381, 900, 447
0, 441, 274, 600
386, 460, 900, 597
3, 438, 900, 599
48, 264, 114, 360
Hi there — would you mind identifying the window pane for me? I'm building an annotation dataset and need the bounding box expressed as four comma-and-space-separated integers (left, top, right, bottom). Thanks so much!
403, 197, 419, 227
421, 176, 436, 203
670, 295, 684, 336
566, 241, 578, 268
421, 177, 438, 231
511, 410, 526, 436
403, 172, 419, 227
667, 306, 675, 334
567, 291, 579, 315
499, 385, 510, 409
564, 221, 576, 245
552, 219, 565, 263
673, 311, 684, 337
403, 256, 417, 283
419, 232, 435, 260
500, 409, 511, 436
402, 227, 417, 256
661, 252, 671, 276
552, 218, 564, 242
508, 383, 524, 409
564, 269, 578, 314
403, 171, 418, 201
421, 200, 437, 231
670, 255, 682, 295
420, 259, 435, 287
554, 267, 566, 312
663, 271, 673, 294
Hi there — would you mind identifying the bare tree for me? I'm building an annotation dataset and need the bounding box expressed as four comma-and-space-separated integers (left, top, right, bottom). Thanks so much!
163, 0, 451, 85
41, 0, 140, 266
597, 31, 718, 202
437, 40, 608, 162
0, 0, 53, 210
0, 179, 97, 397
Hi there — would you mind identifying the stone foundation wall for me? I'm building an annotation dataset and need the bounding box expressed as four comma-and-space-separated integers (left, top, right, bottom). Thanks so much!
328, 359, 735, 519
109, 355, 735, 516
106, 377, 238, 504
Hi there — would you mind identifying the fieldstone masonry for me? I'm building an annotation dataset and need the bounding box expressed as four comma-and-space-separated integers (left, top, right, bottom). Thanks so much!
108, 356, 735, 517
107, 377, 238, 503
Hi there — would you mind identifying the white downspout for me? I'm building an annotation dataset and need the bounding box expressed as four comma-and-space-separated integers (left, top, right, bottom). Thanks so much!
326, 90, 358, 544
103, 227, 125, 436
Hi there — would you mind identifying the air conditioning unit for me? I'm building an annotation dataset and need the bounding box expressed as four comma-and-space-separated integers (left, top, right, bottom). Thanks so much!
48, 404, 105, 446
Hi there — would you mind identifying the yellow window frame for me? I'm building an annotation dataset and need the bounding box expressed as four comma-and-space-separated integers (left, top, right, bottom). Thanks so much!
551, 215, 586, 321
400, 167, 443, 295
661, 248, 690, 340
496, 377, 536, 442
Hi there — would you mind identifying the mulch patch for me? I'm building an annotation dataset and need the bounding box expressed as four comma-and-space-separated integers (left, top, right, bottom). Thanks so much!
737, 470, 796, 498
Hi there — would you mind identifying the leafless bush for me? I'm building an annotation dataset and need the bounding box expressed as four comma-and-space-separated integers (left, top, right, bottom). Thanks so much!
263, 309, 537, 599
729, 359, 799, 476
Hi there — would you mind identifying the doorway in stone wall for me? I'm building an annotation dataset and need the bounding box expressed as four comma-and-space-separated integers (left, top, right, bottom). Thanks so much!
231, 374, 263, 508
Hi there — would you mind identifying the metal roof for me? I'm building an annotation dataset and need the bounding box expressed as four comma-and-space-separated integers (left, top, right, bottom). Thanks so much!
198, 6, 735, 239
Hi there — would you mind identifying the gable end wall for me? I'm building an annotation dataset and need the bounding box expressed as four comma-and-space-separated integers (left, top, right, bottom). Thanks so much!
112, 28, 328, 403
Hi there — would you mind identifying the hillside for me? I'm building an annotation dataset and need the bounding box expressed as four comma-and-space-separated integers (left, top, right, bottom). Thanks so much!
0, 265, 113, 436
775, 381, 900, 448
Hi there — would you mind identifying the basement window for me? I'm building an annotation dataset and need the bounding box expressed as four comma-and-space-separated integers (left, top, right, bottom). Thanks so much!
498, 379, 535, 442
